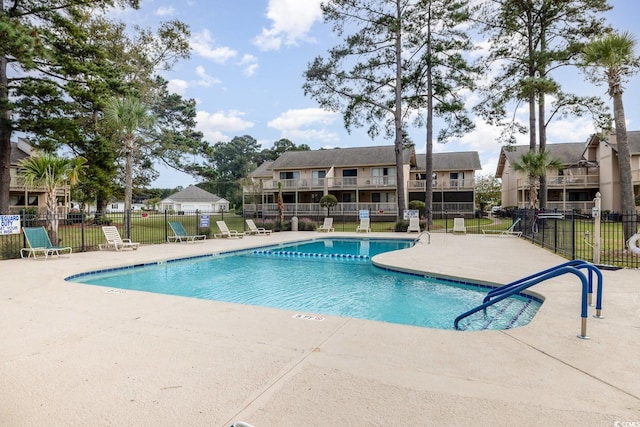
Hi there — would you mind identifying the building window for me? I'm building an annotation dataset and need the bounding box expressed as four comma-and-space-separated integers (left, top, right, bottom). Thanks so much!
372, 167, 396, 185
312, 170, 326, 186
372, 192, 395, 203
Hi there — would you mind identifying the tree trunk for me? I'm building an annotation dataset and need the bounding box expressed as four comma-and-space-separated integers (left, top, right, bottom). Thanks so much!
46, 190, 59, 245
393, 0, 406, 221
424, 8, 433, 226
124, 137, 133, 239
0, 56, 11, 214
612, 93, 636, 241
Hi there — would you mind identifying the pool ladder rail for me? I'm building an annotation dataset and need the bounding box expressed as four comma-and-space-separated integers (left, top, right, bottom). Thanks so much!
414, 231, 431, 245
454, 260, 603, 339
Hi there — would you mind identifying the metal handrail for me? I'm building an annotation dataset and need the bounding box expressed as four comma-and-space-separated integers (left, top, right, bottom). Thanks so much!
483, 260, 603, 316
454, 266, 593, 339
414, 231, 431, 245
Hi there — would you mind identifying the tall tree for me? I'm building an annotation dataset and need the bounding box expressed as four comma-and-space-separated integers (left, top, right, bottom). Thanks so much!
476, 0, 611, 209
103, 96, 153, 237
0, 0, 139, 214
197, 135, 262, 207
582, 32, 639, 241
511, 150, 562, 209
404, 0, 477, 224
18, 153, 86, 244
304, 0, 411, 220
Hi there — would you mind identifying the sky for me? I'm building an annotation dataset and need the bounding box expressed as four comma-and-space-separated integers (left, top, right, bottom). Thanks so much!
116, 0, 640, 188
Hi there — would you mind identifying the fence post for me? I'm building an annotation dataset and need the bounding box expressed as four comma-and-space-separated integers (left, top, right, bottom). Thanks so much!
81, 211, 86, 252
593, 192, 601, 265
164, 209, 168, 242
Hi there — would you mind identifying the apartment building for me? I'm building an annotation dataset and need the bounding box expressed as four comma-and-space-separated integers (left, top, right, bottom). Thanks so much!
496, 130, 640, 212
243, 145, 481, 220
7, 138, 71, 215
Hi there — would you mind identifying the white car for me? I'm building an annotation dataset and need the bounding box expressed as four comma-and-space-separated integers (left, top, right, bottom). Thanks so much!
491, 206, 502, 214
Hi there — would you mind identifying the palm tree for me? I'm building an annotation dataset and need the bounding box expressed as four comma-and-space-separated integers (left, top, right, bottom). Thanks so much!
582, 32, 639, 242
18, 153, 86, 245
103, 96, 153, 238
512, 151, 563, 210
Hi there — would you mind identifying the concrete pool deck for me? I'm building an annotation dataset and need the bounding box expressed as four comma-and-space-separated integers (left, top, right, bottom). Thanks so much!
1, 232, 639, 426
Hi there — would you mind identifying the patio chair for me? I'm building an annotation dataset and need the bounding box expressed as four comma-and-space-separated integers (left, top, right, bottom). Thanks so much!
245, 219, 272, 235
356, 217, 371, 233
168, 221, 206, 242
317, 217, 334, 232
21, 226, 72, 259
406, 217, 420, 233
453, 217, 466, 234
482, 218, 523, 237
215, 220, 244, 238
99, 226, 140, 251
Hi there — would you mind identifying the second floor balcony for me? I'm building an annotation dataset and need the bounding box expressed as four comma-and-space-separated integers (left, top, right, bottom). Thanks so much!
516, 175, 600, 189
261, 176, 398, 191
407, 178, 475, 191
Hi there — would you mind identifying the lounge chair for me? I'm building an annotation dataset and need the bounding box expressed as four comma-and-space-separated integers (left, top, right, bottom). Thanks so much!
215, 220, 244, 238
168, 221, 206, 242
21, 226, 72, 259
482, 218, 523, 237
453, 217, 466, 234
356, 217, 370, 233
99, 226, 140, 251
317, 217, 334, 232
406, 217, 420, 233
245, 219, 272, 235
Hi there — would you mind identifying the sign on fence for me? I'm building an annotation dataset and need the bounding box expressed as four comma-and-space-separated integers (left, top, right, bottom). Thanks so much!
403, 209, 419, 220
359, 210, 369, 219
0, 215, 21, 235
200, 215, 210, 227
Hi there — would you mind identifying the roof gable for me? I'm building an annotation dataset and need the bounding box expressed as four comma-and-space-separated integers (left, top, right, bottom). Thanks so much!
162, 185, 223, 203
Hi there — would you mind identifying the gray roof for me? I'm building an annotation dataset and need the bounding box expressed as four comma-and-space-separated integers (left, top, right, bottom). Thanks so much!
267, 145, 416, 170
250, 160, 274, 178
415, 151, 482, 171
613, 130, 640, 154
163, 185, 224, 203
503, 143, 585, 164
10, 138, 32, 164
496, 143, 586, 177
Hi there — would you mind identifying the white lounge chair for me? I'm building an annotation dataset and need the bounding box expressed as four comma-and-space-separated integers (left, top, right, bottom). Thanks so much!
215, 220, 244, 238
99, 226, 140, 251
245, 219, 272, 235
356, 217, 371, 232
406, 217, 420, 233
453, 217, 466, 234
482, 218, 523, 237
317, 217, 334, 232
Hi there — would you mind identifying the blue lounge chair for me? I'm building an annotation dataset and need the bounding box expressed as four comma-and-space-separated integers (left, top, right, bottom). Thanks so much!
168, 221, 206, 242
21, 226, 72, 259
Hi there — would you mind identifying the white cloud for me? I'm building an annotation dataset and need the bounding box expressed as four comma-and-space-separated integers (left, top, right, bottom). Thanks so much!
155, 6, 175, 16
268, 108, 339, 142
196, 110, 255, 142
167, 79, 189, 95
253, 0, 324, 51
195, 65, 221, 87
191, 30, 237, 63
239, 54, 259, 76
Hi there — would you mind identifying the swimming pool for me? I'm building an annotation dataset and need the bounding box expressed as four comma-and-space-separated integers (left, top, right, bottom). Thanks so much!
67, 238, 541, 330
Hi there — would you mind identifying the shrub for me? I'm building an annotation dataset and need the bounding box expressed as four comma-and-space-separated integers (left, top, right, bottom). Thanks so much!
297, 217, 317, 231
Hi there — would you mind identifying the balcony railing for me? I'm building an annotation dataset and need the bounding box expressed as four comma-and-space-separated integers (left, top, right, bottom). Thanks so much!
517, 175, 600, 189
407, 178, 475, 191
260, 176, 398, 191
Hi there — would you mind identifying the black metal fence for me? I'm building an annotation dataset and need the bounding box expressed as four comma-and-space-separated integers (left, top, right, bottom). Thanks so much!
3, 208, 640, 268
435, 209, 640, 269
0, 210, 248, 260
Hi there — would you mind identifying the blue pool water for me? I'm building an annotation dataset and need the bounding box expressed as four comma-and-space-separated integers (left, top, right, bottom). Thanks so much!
67, 238, 541, 330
